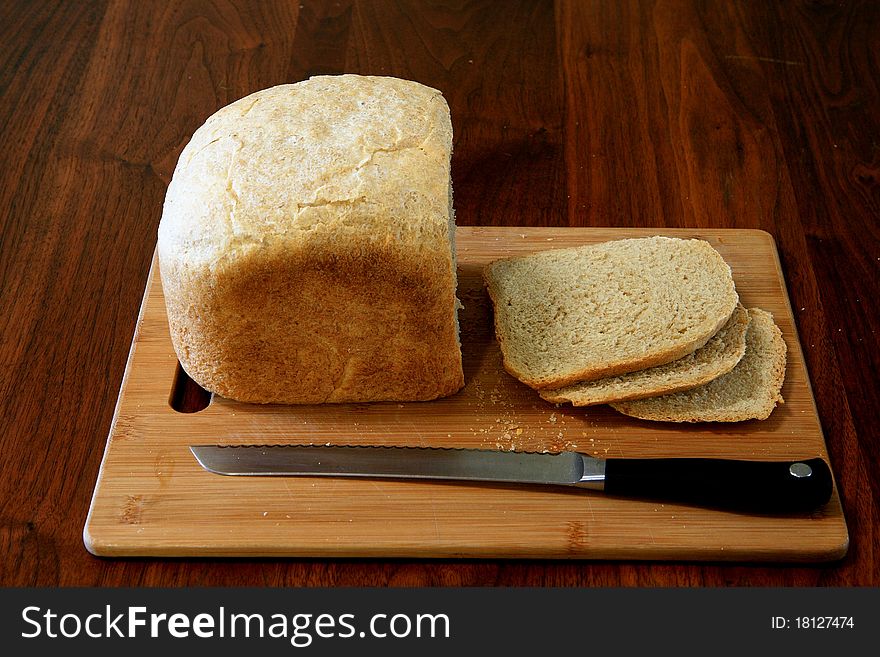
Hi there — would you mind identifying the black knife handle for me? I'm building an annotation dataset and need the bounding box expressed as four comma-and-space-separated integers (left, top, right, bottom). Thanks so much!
602, 457, 833, 513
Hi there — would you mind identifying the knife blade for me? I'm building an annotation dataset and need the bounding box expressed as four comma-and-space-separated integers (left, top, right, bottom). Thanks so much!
189, 444, 833, 513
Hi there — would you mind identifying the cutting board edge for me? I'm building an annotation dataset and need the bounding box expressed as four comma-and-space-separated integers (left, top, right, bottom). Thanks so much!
82, 535, 850, 563
83, 257, 161, 559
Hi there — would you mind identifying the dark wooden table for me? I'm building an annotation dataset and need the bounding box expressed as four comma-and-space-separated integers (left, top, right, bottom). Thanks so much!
1, 0, 877, 587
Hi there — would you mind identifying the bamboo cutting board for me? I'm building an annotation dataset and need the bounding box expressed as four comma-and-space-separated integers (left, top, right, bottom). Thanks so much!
84, 227, 848, 560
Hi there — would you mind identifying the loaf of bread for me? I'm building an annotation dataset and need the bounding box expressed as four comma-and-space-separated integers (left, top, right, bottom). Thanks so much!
539, 304, 750, 406
483, 237, 739, 390
158, 75, 464, 403
611, 308, 786, 422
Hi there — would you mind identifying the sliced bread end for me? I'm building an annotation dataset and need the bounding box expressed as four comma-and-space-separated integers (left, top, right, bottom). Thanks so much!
610, 308, 786, 422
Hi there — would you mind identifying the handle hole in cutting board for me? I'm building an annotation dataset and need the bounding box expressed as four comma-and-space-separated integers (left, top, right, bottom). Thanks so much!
169, 362, 212, 413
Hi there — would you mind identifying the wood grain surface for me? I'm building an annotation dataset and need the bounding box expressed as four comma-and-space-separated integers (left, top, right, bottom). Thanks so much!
84, 228, 848, 561
1, 1, 877, 585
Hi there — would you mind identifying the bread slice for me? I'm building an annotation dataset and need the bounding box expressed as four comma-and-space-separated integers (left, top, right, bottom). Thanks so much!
483, 237, 739, 389
611, 308, 786, 422
540, 304, 750, 406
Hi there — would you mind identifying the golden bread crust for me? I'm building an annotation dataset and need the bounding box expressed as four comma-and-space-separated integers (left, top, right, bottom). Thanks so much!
158, 76, 463, 403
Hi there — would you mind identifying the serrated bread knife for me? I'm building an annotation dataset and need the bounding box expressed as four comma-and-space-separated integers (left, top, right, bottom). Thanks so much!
189, 445, 833, 513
